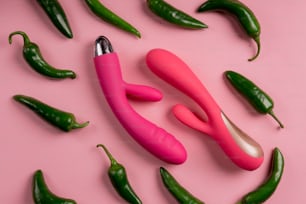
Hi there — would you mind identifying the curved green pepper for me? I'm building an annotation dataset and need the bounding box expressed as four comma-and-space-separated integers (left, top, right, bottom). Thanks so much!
97, 144, 142, 204
13, 94, 89, 132
33, 170, 77, 204
147, 0, 207, 29
9, 31, 76, 79
160, 167, 204, 204
197, 0, 261, 61
237, 147, 284, 204
225, 70, 284, 128
37, 0, 73, 38
84, 0, 141, 38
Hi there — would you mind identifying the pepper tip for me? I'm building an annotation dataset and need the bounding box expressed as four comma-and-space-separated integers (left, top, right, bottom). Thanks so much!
136, 32, 141, 38
96, 144, 104, 148
12, 95, 20, 100
67, 33, 73, 39
71, 121, 89, 130
248, 36, 260, 62
69, 72, 77, 79
159, 167, 166, 173
8, 37, 12, 44
199, 23, 208, 29
268, 111, 284, 129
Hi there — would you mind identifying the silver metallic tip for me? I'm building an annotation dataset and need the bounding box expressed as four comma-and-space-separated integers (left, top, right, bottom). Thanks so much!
95, 36, 113, 56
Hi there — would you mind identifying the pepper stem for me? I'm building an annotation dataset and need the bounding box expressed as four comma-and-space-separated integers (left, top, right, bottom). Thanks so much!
268, 110, 284, 128
8, 31, 31, 45
248, 36, 260, 61
97, 144, 118, 166
71, 121, 90, 129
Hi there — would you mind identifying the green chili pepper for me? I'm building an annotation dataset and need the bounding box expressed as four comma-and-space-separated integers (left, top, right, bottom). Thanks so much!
37, 0, 73, 39
225, 70, 284, 128
147, 0, 207, 29
96, 144, 142, 204
197, 0, 261, 61
33, 169, 77, 204
9, 31, 76, 79
237, 147, 284, 204
13, 94, 89, 132
84, 0, 141, 38
159, 167, 204, 204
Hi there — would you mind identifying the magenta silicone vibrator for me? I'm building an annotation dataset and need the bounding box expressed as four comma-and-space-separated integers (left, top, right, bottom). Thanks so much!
93, 36, 187, 164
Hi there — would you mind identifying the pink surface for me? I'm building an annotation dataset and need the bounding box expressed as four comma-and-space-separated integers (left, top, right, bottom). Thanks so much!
0, 1, 304, 203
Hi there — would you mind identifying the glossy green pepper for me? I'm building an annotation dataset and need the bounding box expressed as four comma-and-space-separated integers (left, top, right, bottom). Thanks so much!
197, 0, 261, 61
33, 170, 77, 204
84, 0, 141, 38
37, 0, 73, 38
147, 0, 207, 29
160, 167, 204, 204
9, 31, 76, 79
237, 148, 284, 204
97, 144, 142, 204
13, 94, 89, 132
224, 70, 284, 128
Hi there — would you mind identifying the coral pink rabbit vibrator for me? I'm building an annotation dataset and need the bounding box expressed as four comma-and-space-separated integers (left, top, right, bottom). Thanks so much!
93, 36, 187, 164
146, 48, 264, 170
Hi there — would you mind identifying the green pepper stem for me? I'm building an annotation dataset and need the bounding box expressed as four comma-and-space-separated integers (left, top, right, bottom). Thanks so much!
268, 111, 284, 128
71, 121, 90, 129
248, 36, 260, 61
97, 144, 118, 166
9, 31, 31, 45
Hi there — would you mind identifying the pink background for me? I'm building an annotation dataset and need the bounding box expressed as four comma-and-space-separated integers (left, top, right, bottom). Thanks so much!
0, 1, 304, 203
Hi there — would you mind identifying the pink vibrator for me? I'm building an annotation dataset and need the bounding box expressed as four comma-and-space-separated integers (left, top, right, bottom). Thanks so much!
93, 37, 187, 164
146, 48, 264, 170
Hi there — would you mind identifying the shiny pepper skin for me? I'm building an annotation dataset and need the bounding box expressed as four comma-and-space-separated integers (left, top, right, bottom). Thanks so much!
197, 0, 261, 61
13, 94, 89, 132
9, 31, 76, 79
160, 167, 205, 204
85, 0, 141, 38
36, 0, 73, 38
225, 70, 284, 128
33, 170, 77, 204
237, 148, 284, 204
147, 0, 207, 29
97, 144, 142, 204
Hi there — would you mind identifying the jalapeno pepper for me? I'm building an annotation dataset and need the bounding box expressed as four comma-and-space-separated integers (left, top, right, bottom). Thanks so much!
147, 0, 207, 29
9, 31, 76, 79
197, 0, 261, 61
84, 0, 141, 38
97, 144, 142, 204
33, 170, 77, 204
237, 147, 284, 204
13, 94, 89, 132
225, 70, 284, 128
159, 167, 204, 204
37, 0, 73, 39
